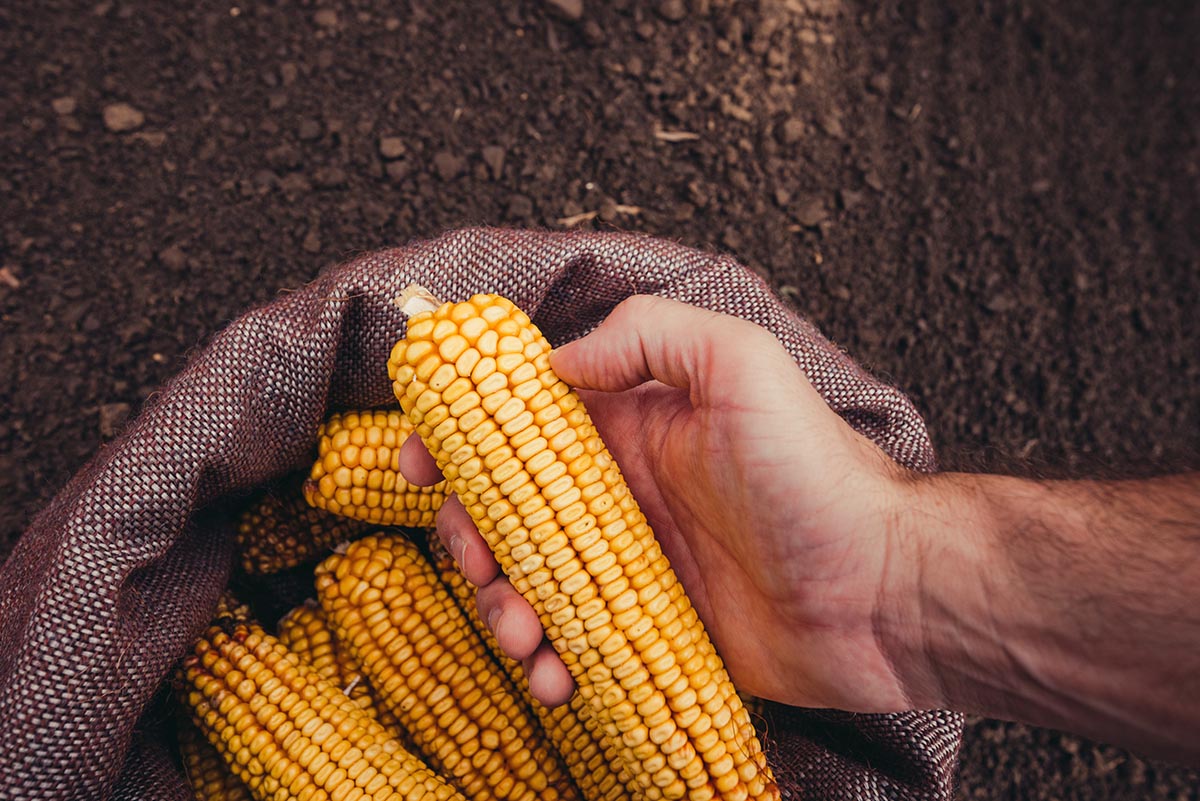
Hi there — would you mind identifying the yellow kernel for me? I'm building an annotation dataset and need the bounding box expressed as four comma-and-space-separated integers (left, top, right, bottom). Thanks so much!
524, 449, 556, 476
429, 363, 459, 392
406, 316, 434, 339
414, 389, 442, 414
533, 461, 567, 488
514, 437, 548, 462
442, 377, 473, 405
431, 318, 457, 342
496, 353, 525, 373
500, 411, 534, 437
477, 329, 500, 356
415, 354, 442, 382
493, 397, 526, 425
449, 392, 481, 417
512, 379, 542, 400
492, 457, 523, 484
481, 390, 512, 415
510, 362, 538, 385
460, 316, 488, 343
497, 335, 524, 354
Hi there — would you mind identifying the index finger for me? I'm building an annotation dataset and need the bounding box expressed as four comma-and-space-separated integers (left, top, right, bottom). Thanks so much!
398, 430, 444, 486
549, 295, 781, 407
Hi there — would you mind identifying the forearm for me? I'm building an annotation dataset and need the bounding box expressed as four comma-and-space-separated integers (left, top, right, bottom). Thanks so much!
885, 471, 1200, 762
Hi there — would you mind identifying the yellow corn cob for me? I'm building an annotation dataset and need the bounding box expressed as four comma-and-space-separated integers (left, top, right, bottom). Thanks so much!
278, 603, 378, 716
177, 598, 465, 801
278, 600, 415, 752
237, 487, 368, 574
178, 713, 254, 801
315, 534, 580, 801
388, 293, 777, 801
304, 410, 447, 527
428, 536, 638, 801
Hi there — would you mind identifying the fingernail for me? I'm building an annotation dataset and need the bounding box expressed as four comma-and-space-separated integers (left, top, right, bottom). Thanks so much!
453, 536, 468, 569
487, 605, 501, 634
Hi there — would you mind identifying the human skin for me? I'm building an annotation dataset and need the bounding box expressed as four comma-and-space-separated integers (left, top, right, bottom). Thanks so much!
398, 295, 1200, 764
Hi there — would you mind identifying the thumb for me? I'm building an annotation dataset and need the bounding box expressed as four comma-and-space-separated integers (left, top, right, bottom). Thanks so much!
549, 295, 777, 404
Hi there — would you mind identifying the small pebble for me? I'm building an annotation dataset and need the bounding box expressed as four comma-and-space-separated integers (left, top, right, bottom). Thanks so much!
658, 0, 687, 22
433, 151, 465, 181
386, 160, 411, 181
279, 173, 311, 195
779, 119, 804, 145
481, 145, 506, 180
868, 73, 891, 94
795, 195, 827, 227
582, 20, 606, 46
52, 96, 77, 115
818, 113, 845, 138
103, 102, 144, 132
158, 245, 186, 270
312, 166, 347, 188
379, 136, 406, 159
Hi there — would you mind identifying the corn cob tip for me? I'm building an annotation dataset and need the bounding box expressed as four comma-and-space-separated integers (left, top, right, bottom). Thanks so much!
276, 596, 321, 626
396, 283, 444, 316
213, 594, 250, 629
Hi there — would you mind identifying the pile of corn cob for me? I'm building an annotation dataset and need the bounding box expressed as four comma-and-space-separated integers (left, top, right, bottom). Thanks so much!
180, 292, 777, 801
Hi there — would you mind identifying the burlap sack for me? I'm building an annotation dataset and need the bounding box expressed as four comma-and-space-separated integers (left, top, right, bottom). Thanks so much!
0, 228, 963, 800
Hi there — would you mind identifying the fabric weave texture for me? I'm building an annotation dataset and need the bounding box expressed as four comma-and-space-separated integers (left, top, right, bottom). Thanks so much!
0, 228, 963, 800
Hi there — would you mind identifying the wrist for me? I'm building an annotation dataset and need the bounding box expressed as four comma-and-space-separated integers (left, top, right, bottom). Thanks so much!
875, 470, 1002, 711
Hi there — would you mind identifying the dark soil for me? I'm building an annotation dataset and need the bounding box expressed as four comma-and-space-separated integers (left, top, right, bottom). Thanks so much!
1, 0, 1196, 797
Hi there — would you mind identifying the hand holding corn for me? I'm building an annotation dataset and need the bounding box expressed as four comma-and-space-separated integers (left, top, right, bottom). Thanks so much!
391, 291, 778, 799
400, 293, 1200, 767
394, 294, 915, 719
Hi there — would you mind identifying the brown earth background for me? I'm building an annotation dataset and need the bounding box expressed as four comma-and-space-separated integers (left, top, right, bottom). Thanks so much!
1, 0, 1197, 797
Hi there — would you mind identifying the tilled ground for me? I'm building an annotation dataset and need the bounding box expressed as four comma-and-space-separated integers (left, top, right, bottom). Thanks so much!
1, 0, 1196, 797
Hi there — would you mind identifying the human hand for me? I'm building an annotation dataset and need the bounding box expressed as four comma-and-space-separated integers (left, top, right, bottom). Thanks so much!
399, 295, 926, 712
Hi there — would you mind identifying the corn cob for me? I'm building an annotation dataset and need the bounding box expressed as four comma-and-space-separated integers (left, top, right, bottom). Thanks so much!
177, 597, 465, 801
278, 599, 413, 750
305, 410, 447, 527
237, 486, 368, 574
388, 292, 777, 801
178, 713, 254, 801
315, 534, 580, 801
428, 536, 638, 801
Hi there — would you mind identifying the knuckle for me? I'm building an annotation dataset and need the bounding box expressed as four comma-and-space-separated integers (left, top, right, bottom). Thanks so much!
610, 294, 671, 325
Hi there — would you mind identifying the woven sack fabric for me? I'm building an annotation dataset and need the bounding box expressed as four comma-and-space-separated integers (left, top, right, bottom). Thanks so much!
0, 228, 963, 799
